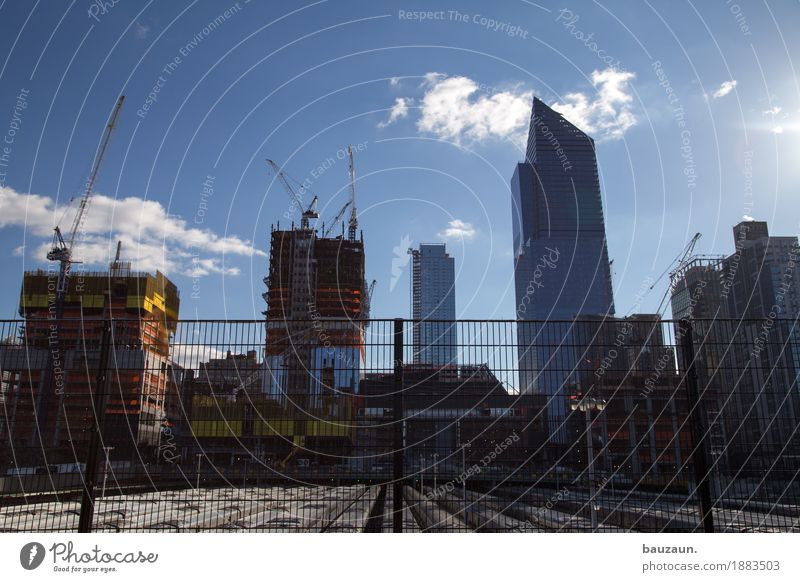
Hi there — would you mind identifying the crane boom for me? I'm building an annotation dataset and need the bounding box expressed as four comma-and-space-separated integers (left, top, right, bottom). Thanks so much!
323, 201, 351, 238
47, 95, 125, 296
69, 95, 125, 250
266, 159, 303, 209
266, 159, 319, 229
650, 232, 702, 316
648, 232, 701, 292
668, 232, 702, 285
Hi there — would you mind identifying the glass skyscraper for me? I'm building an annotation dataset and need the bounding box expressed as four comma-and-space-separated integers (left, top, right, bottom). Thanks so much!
511, 97, 615, 439
410, 243, 457, 367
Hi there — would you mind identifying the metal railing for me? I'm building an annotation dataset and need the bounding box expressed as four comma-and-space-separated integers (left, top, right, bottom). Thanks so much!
1, 317, 799, 532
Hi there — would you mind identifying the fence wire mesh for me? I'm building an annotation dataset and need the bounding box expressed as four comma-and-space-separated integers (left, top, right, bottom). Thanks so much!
0, 317, 798, 532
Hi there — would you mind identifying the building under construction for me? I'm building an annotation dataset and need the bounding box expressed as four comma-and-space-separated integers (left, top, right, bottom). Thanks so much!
262, 150, 369, 415
0, 253, 180, 465
262, 222, 367, 409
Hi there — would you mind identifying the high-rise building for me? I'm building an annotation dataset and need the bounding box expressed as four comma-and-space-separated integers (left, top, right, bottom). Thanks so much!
671, 220, 800, 471
262, 224, 367, 409
409, 243, 457, 367
511, 97, 615, 438
0, 254, 180, 464
670, 257, 728, 320
721, 220, 800, 318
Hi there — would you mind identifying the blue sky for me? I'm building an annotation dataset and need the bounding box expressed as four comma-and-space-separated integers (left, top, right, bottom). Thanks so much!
0, 0, 798, 321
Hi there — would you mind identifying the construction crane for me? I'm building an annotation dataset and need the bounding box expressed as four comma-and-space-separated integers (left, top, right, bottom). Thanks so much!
31, 95, 124, 450
323, 201, 351, 238
347, 145, 358, 242
266, 159, 319, 229
650, 232, 702, 315
47, 95, 125, 319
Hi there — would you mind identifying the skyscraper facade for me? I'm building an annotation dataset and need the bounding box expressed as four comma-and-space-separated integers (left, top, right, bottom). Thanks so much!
511, 97, 615, 438
671, 220, 800, 471
410, 243, 457, 366
721, 220, 800, 319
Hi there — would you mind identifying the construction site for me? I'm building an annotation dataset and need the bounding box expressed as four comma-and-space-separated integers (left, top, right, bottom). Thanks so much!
254, 150, 374, 467
0, 92, 378, 476
0, 97, 182, 467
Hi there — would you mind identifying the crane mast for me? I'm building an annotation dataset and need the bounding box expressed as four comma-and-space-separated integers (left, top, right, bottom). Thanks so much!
347, 145, 358, 242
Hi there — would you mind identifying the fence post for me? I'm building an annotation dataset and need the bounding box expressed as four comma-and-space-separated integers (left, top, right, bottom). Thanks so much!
78, 319, 113, 533
678, 318, 715, 533
392, 318, 404, 533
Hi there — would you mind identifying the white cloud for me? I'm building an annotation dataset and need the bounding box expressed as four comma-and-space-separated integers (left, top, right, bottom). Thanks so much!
712, 80, 737, 99
771, 125, 784, 134
378, 97, 412, 128
406, 68, 637, 145
416, 75, 533, 145
12, 245, 24, 257
550, 68, 637, 140
0, 185, 264, 277
389, 77, 401, 87
763, 105, 782, 115
438, 219, 476, 240
421, 72, 446, 87
742, 214, 755, 221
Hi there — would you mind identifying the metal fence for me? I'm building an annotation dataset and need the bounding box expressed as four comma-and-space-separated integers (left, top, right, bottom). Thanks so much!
1, 317, 799, 532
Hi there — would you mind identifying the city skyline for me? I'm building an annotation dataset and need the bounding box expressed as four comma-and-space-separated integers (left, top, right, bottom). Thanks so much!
2, 2, 800, 554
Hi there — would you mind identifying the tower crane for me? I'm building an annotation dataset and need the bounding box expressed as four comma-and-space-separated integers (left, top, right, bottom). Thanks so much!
47, 95, 125, 319
347, 145, 358, 242
31, 95, 124, 450
266, 159, 319, 229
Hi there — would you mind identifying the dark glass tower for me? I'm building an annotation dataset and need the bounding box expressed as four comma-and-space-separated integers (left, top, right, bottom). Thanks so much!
511, 97, 615, 440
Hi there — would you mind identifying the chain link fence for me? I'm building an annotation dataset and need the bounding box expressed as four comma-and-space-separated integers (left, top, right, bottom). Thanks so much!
1, 317, 798, 532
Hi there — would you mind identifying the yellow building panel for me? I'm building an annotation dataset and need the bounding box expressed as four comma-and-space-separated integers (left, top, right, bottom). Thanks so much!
21, 294, 106, 309
20, 295, 49, 308
252, 419, 294, 437
191, 420, 242, 438
127, 295, 145, 310
150, 291, 165, 311
307, 421, 353, 438
69, 295, 106, 308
